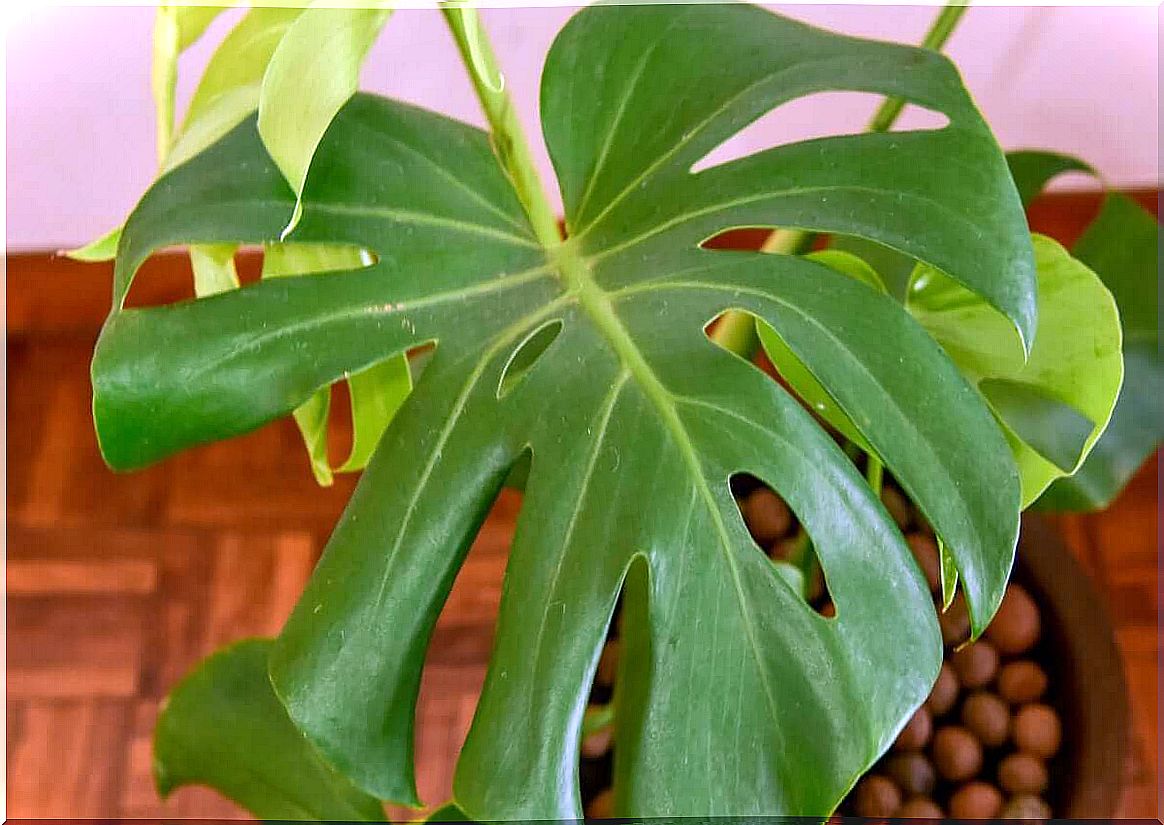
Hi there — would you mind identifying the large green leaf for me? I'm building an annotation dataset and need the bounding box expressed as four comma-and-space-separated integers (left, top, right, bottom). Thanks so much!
907, 234, 1123, 507
93, 5, 1033, 817
154, 639, 385, 821
1039, 193, 1162, 508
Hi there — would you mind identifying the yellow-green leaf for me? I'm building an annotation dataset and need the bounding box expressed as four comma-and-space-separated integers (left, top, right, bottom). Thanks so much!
908, 234, 1123, 506
259, 4, 392, 224
164, 8, 303, 174
65, 226, 122, 262
189, 243, 241, 297
262, 242, 410, 484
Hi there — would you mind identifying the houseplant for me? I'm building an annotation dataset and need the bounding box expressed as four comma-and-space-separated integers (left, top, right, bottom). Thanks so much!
75, 1, 1157, 819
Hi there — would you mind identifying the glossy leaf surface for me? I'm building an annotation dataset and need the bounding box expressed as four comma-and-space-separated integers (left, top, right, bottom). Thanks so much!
93, 4, 1035, 818
154, 639, 385, 821
908, 234, 1122, 506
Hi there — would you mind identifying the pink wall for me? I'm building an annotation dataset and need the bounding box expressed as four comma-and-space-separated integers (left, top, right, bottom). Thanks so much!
5, 4, 1159, 251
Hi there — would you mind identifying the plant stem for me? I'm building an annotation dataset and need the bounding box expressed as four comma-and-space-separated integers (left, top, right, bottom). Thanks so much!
866, 2, 969, 134
865, 454, 884, 497
441, 2, 562, 249
718, 0, 971, 358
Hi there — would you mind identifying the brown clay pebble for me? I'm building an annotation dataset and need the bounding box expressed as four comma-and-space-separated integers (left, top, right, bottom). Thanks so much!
1013, 703, 1062, 757
852, 774, 902, 818
949, 781, 1003, 818
985, 583, 1040, 655
906, 532, 941, 592
585, 788, 614, 819
931, 726, 982, 782
961, 691, 1010, 747
595, 641, 619, 687
997, 660, 1048, 704
950, 640, 999, 690
998, 752, 1049, 794
1001, 793, 1053, 819
881, 486, 913, 529
939, 595, 972, 647
581, 726, 613, 759
926, 662, 960, 717
898, 797, 944, 819
885, 752, 936, 796
894, 705, 933, 751
742, 488, 792, 542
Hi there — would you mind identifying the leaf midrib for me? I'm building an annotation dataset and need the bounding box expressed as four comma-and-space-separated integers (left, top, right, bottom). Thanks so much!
550, 241, 786, 754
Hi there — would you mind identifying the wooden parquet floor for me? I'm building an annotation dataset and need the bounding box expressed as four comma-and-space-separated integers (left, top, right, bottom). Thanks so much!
4, 191, 1160, 819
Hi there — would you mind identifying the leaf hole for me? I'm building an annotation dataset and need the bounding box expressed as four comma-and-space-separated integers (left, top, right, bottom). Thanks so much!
690, 92, 950, 175
730, 473, 835, 617
496, 319, 563, 399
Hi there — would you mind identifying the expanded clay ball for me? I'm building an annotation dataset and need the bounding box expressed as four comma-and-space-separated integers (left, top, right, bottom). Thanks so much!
926, 662, 960, 717
986, 583, 1040, 655
949, 781, 1003, 819
898, 797, 943, 819
885, 752, 936, 796
961, 691, 1010, 747
906, 532, 941, 592
939, 595, 971, 647
1001, 794, 1053, 819
742, 487, 792, 542
932, 725, 982, 782
853, 774, 902, 818
998, 752, 1049, 795
881, 485, 913, 529
998, 660, 1048, 704
951, 640, 999, 690
585, 788, 614, 819
894, 705, 933, 751
1013, 704, 1062, 758
595, 641, 619, 687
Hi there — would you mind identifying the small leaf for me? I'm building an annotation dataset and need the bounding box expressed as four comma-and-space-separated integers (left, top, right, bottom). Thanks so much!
1039, 194, 1162, 509
189, 243, 241, 297
64, 226, 121, 262
908, 234, 1123, 506
164, 8, 304, 174
755, 249, 884, 453
154, 638, 385, 822
340, 355, 413, 472
153, 6, 227, 163
263, 241, 410, 483
979, 378, 1093, 473
258, 4, 392, 230
938, 535, 957, 611
293, 387, 335, 486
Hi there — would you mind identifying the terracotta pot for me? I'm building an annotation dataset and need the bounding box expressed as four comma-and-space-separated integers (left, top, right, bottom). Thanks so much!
1015, 514, 1129, 817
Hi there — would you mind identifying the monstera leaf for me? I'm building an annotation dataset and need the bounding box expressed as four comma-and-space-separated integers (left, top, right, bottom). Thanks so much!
154, 639, 385, 821
92, 4, 1035, 818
